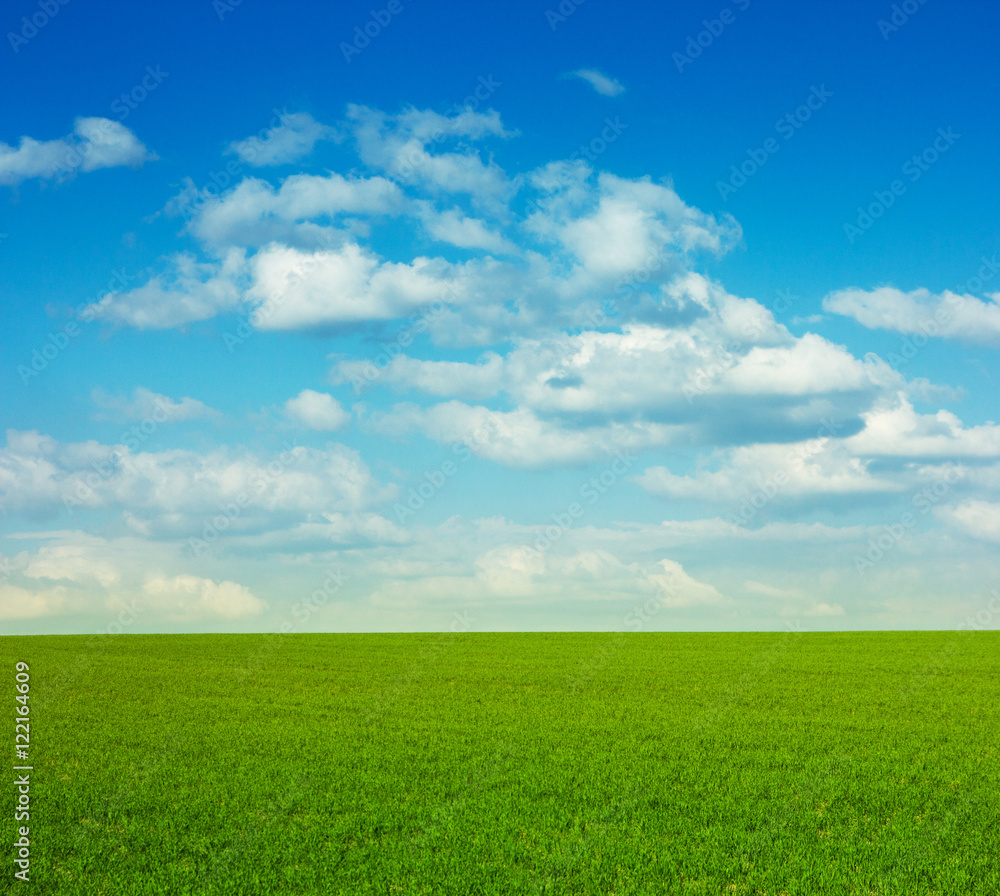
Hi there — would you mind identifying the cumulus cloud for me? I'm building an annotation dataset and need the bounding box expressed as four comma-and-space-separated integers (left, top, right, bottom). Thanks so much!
0, 117, 155, 186
346, 103, 514, 207
283, 390, 350, 431
0, 583, 73, 620
526, 171, 741, 279
368, 400, 678, 468
81, 249, 247, 329
844, 395, 1000, 458
647, 559, 726, 608
182, 172, 405, 247
636, 437, 898, 505
0, 430, 393, 533
227, 111, 336, 166
142, 575, 265, 619
938, 500, 1000, 543
823, 286, 1000, 347
570, 69, 625, 96
415, 203, 518, 254
23, 542, 121, 587
245, 243, 464, 330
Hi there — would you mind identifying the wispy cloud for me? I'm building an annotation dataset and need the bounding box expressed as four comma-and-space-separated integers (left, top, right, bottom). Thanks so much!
0, 117, 155, 186
570, 69, 625, 97
227, 111, 336, 167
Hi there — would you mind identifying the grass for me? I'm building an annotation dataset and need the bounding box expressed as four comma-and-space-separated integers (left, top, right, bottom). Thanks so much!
1, 630, 998, 894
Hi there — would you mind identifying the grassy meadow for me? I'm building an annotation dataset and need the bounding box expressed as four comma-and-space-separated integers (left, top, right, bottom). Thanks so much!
2, 630, 998, 894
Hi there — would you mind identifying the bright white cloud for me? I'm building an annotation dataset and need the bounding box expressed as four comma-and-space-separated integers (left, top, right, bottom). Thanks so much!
246, 243, 463, 330
527, 172, 741, 279
845, 395, 1000, 458
0, 117, 155, 185
823, 286, 1000, 347
284, 390, 349, 431
227, 111, 335, 166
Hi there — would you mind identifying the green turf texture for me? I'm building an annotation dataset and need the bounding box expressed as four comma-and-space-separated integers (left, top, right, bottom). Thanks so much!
2, 630, 998, 895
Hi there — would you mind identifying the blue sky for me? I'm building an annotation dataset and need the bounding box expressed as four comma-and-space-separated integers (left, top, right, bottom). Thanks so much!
2, 0, 1000, 634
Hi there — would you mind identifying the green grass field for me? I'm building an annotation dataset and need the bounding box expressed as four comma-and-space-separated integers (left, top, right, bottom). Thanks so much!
2, 631, 998, 895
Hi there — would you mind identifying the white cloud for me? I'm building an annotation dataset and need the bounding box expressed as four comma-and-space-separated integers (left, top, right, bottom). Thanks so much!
527, 172, 741, 279
938, 500, 1000, 543
0, 583, 73, 620
346, 103, 514, 207
369, 400, 678, 468
345, 282, 882, 435
142, 575, 265, 620
81, 249, 247, 329
183, 172, 405, 247
636, 437, 897, 504
0, 117, 155, 186
647, 559, 726, 608
415, 203, 517, 254
24, 542, 120, 587
571, 69, 625, 97
845, 395, 1000, 458
0, 430, 393, 531
246, 243, 463, 330
803, 602, 846, 617
823, 286, 1000, 347
284, 390, 349, 431
336, 353, 505, 400
92, 387, 219, 423
227, 112, 335, 166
